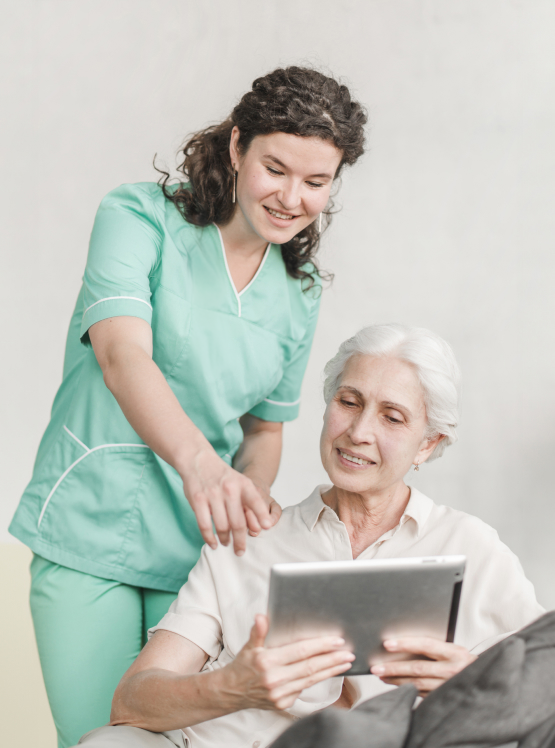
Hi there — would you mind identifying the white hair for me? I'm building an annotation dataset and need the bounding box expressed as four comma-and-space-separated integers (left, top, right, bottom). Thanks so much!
323, 324, 461, 461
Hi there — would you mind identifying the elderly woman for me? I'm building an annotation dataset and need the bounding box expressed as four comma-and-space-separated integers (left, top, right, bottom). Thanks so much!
77, 324, 544, 748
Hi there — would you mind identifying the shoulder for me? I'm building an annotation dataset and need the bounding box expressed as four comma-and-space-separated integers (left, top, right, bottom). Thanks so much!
201, 494, 315, 575
248, 502, 308, 553
420, 491, 517, 558
247, 486, 325, 552
184, 503, 309, 599
287, 261, 323, 307
93, 182, 210, 254
275, 259, 323, 344
96, 182, 167, 227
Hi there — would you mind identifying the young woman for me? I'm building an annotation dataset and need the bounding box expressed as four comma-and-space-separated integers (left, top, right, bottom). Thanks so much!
9, 66, 367, 747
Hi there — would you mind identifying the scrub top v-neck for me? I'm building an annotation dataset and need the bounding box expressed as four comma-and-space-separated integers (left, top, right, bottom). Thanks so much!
10, 182, 321, 592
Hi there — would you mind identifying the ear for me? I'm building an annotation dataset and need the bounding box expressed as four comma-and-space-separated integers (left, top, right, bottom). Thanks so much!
229, 126, 241, 170
415, 433, 445, 466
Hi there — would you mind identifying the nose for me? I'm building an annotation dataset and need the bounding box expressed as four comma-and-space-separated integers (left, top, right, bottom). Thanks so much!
277, 180, 302, 212
347, 412, 377, 446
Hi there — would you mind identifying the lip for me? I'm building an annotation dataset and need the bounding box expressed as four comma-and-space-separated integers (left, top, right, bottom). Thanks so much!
336, 447, 376, 469
263, 205, 301, 227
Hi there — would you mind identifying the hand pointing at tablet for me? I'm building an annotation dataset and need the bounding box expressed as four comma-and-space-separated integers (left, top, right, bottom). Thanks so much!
370, 637, 476, 696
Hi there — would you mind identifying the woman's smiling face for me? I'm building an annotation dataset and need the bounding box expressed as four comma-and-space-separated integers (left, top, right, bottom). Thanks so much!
229, 128, 343, 244
320, 354, 441, 497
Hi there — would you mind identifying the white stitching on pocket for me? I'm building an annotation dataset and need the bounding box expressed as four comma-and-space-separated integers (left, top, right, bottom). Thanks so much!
37, 443, 150, 528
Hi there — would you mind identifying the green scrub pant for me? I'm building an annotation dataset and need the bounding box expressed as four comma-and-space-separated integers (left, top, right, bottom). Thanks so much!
30, 555, 177, 748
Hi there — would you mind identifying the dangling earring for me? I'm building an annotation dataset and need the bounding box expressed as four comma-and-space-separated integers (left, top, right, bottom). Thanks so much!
413, 462, 419, 472
318, 212, 322, 233
232, 170, 237, 204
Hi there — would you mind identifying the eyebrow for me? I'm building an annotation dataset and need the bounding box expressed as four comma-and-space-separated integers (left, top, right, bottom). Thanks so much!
338, 386, 364, 397
338, 388, 414, 419
382, 401, 414, 419
263, 155, 333, 180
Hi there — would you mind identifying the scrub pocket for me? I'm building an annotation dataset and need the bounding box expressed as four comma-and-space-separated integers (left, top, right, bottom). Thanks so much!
37, 441, 150, 568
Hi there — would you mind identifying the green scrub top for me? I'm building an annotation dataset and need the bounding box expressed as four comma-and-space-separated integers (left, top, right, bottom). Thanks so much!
10, 183, 321, 592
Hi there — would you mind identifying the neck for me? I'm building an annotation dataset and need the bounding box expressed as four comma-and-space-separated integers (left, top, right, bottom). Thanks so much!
217, 208, 268, 258
322, 482, 411, 558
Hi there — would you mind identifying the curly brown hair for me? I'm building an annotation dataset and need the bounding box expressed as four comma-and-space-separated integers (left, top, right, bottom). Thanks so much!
157, 66, 367, 287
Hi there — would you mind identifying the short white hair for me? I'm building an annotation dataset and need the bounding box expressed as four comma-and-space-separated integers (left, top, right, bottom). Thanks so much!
323, 324, 461, 461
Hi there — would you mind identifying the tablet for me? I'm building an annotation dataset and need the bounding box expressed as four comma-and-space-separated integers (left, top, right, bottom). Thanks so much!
266, 555, 465, 676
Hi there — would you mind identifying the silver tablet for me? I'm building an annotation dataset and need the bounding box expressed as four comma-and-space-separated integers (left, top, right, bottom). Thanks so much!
266, 555, 465, 676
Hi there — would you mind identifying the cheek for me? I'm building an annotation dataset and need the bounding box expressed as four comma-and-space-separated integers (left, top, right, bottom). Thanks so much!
304, 187, 331, 215
323, 409, 346, 444
243, 171, 272, 203
320, 409, 342, 455
379, 431, 422, 467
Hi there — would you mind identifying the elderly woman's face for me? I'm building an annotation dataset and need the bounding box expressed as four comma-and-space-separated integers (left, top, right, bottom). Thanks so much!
320, 355, 432, 495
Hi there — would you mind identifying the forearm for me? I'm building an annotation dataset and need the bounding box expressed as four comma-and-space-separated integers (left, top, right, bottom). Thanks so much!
233, 417, 283, 491
102, 342, 212, 473
111, 667, 240, 732
91, 317, 274, 552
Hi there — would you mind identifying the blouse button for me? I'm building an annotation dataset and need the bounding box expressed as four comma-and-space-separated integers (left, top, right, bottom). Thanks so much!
253, 742, 261, 748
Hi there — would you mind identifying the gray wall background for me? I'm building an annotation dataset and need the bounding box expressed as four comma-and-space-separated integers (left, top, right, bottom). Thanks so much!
2, 1, 555, 607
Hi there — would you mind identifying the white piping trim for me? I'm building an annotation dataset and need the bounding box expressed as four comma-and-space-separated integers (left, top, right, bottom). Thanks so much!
37, 443, 150, 528
214, 225, 271, 318
215, 225, 241, 317
238, 243, 271, 297
83, 296, 153, 315
264, 397, 301, 407
63, 426, 90, 453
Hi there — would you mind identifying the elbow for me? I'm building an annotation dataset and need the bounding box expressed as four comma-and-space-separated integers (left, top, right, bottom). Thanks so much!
109, 683, 131, 726
102, 362, 118, 395
99, 345, 125, 394
109, 680, 147, 729
109, 674, 164, 733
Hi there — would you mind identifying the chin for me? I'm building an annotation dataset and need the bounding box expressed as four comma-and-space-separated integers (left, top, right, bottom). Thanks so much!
326, 466, 372, 494
256, 213, 309, 244
263, 227, 300, 245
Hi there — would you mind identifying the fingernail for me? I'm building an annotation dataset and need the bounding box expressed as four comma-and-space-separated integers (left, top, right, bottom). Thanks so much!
384, 640, 398, 650
371, 665, 385, 674
333, 638, 345, 646
236, 550, 245, 556
261, 520, 272, 529
343, 653, 356, 661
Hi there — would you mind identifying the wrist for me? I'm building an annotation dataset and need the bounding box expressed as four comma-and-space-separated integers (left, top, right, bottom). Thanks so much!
174, 437, 216, 477
214, 661, 248, 714
240, 469, 270, 495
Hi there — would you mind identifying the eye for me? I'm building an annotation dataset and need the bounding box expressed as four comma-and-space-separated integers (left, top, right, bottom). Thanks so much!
307, 181, 324, 189
266, 166, 283, 176
385, 415, 403, 424
340, 398, 357, 407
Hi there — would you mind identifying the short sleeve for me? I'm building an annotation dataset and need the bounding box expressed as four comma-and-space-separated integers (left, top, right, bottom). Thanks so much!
148, 545, 223, 659
79, 184, 163, 345
248, 289, 321, 422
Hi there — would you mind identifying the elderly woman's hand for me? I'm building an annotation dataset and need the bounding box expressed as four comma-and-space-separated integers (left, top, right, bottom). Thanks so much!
223, 615, 355, 711
370, 637, 476, 697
